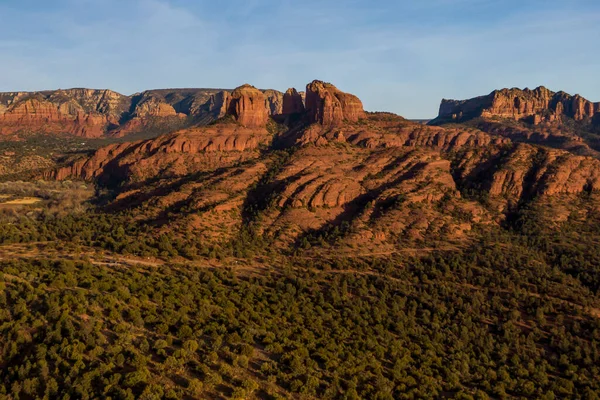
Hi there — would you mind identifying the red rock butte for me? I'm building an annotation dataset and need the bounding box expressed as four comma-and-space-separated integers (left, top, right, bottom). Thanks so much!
282, 88, 305, 115
435, 86, 600, 125
305, 80, 366, 125
226, 84, 270, 128
33, 79, 600, 255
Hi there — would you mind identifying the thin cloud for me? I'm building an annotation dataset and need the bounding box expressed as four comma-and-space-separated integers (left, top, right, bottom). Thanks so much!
0, 0, 598, 118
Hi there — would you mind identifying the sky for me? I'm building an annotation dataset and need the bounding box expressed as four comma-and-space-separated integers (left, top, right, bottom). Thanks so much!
0, 0, 599, 118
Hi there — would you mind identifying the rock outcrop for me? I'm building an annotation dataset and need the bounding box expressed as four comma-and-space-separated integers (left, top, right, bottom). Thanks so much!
0, 89, 128, 137
50, 123, 272, 183
43, 85, 600, 252
0, 87, 285, 138
305, 80, 365, 125
434, 87, 600, 125
263, 89, 284, 116
455, 142, 600, 204
130, 97, 181, 118
282, 88, 305, 115
226, 84, 270, 127
281, 112, 507, 152
207, 91, 230, 115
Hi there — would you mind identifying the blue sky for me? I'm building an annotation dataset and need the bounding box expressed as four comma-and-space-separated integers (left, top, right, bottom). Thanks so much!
0, 0, 599, 118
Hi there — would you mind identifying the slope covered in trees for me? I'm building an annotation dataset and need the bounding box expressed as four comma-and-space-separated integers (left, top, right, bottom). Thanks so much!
1, 81, 600, 399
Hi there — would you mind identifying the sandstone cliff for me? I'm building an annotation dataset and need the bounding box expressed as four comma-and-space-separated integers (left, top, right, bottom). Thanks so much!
0, 87, 285, 138
432, 87, 600, 157
0, 81, 369, 138
282, 88, 305, 115
226, 85, 270, 127
49, 84, 278, 182
305, 80, 365, 125
434, 86, 599, 125
44, 82, 600, 251
263, 89, 284, 115
0, 89, 128, 137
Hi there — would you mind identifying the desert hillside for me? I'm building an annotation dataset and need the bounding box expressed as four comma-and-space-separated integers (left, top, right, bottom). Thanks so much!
0, 80, 599, 399
430, 87, 600, 156
0, 87, 286, 138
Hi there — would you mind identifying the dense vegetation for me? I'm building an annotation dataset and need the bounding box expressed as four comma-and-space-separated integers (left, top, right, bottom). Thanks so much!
1, 182, 600, 399
1, 229, 600, 398
0, 210, 248, 260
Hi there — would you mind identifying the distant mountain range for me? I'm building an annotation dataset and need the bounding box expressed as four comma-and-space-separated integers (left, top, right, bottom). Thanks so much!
430, 86, 600, 156
0, 87, 286, 138
10, 80, 590, 256
1, 80, 599, 254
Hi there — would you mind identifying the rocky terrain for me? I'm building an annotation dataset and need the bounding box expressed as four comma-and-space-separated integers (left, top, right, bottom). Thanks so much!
42, 80, 600, 255
304, 80, 365, 125
431, 87, 600, 156
0, 86, 285, 138
3, 80, 600, 400
433, 86, 599, 125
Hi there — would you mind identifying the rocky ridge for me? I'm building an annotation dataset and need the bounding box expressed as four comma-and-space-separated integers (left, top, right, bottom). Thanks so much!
431, 87, 600, 157
45, 80, 600, 251
0, 87, 286, 138
434, 86, 599, 125
305, 80, 366, 125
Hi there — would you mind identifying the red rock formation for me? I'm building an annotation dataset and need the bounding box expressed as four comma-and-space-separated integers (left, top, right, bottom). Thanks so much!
0, 87, 286, 138
131, 97, 181, 118
483, 87, 556, 120
450, 140, 600, 203
0, 88, 129, 137
206, 91, 230, 118
282, 88, 305, 115
436, 86, 600, 125
305, 80, 365, 125
262, 89, 283, 115
44, 95, 600, 253
50, 122, 272, 182
284, 112, 507, 151
226, 84, 270, 127
0, 96, 121, 138
571, 94, 597, 121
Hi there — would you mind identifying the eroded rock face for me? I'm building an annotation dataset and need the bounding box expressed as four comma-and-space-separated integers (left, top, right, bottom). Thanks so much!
0, 87, 286, 138
0, 90, 127, 137
131, 97, 181, 118
46, 96, 600, 252
571, 94, 598, 121
50, 92, 600, 209
50, 123, 272, 183
436, 86, 600, 125
282, 112, 508, 151
454, 141, 600, 205
207, 91, 230, 116
0, 84, 325, 138
226, 84, 270, 127
282, 88, 305, 115
263, 89, 284, 115
305, 80, 365, 125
